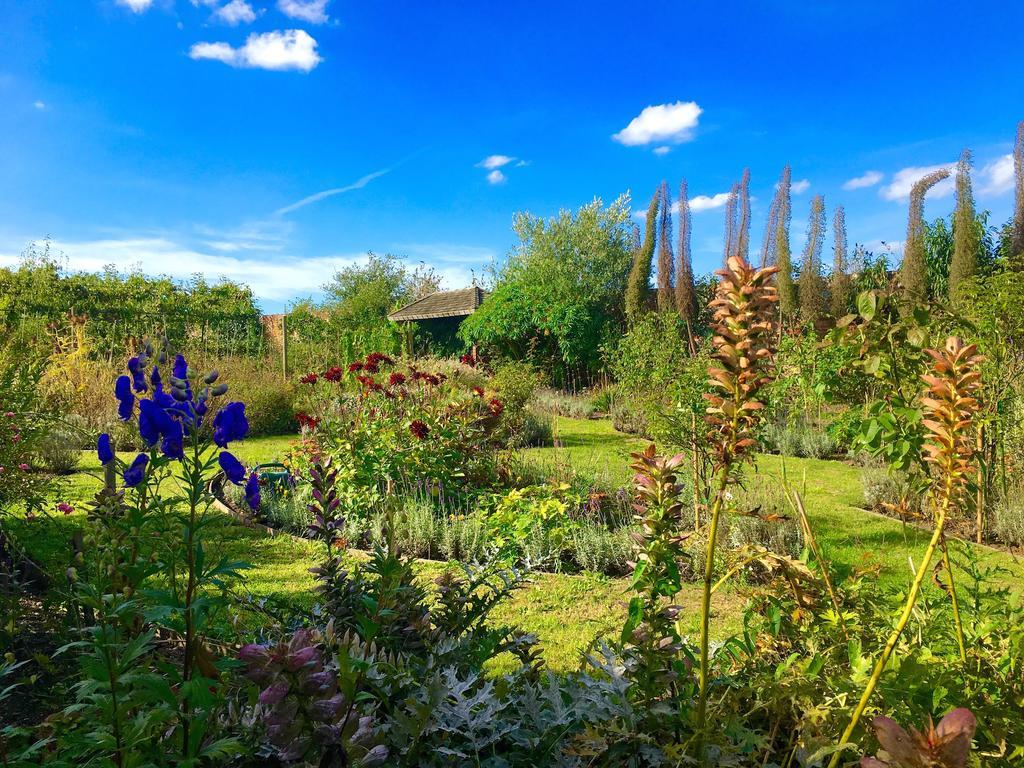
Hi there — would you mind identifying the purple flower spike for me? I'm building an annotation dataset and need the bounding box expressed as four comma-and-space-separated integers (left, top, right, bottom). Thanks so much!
127, 357, 148, 393
123, 453, 149, 487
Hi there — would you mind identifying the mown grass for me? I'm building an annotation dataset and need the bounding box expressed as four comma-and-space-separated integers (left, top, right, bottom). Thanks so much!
9, 420, 1022, 672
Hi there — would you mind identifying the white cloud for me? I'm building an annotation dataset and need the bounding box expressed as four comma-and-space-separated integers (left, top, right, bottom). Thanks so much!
633, 192, 730, 220
213, 0, 258, 24
0, 235, 489, 305
843, 170, 883, 190
277, 0, 329, 24
486, 170, 506, 185
612, 101, 702, 146
33, 100, 45, 110
791, 179, 811, 194
275, 167, 392, 215
978, 153, 1015, 196
189, 29, 322, 72
116, 0, 154, 12
880, 163, 955, 201
652, 146, 671, 156
476, 155, 515, 170
862, 239, 904, 255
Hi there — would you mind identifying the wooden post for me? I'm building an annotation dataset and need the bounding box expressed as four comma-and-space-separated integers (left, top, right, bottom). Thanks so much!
281, 314, 288, 382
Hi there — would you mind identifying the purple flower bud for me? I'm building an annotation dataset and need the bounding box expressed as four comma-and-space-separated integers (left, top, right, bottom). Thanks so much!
211, 383, 228, 397
127, 357, 148, 393
309, 693, 345, 722
97, 433, 114, 465
258, 679, 290, 706
114, 376, 134, 421
245, 471, 261, 511
204, 369, 219, 384
218, 451, 246, 485
301, 669, 336, 694
123, 453, 149, 487
173, 354, 188, 380
213, 402, 249, 448
238, 643, 270, 664
286, 645, 320, 671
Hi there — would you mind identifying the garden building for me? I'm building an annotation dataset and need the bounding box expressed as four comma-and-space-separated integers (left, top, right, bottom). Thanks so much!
388, 285, 488, 355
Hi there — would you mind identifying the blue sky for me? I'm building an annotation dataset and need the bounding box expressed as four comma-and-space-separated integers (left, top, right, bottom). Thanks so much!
1, 1, 1022, 312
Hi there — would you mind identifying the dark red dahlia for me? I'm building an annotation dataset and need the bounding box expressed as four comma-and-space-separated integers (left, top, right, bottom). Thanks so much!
300, 372, 319, 385
489, 398, 504, 416
409, 420, 429, 440
389, 372, 407, 387
323, 366, 343, 383
348, 362, 364, 374
472, 386, 485, 398
366, 352, 394, 367
296, 412, 319, 430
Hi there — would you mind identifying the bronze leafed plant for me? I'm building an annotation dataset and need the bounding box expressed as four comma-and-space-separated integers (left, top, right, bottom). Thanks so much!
861, 708, 977, 768
697, 254, 778, 744
828, 338, 983, 768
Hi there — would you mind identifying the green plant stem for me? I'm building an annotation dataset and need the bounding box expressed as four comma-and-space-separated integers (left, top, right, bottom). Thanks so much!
940, 538, 967, 663
696, 467, 730, 752
826, 503, 949, 768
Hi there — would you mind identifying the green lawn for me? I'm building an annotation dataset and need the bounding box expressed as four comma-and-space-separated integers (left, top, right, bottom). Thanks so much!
9, 421, 1022, 672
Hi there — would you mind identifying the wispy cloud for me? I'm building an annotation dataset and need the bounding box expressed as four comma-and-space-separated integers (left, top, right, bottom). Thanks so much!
880, 163, 955, 201
274, 168, 392, 215
978, 153, 1015, 196
843, 170, 883, 190
476, 155, 515, 170
277, 0, 330, 24
189, 29, 322, 72
633, 191, 730, 219
486, 170, 506, 185
33, 100, 46, 110
116, 0, 153, 12
613, 101, 702, 146
791, 179, 811, 194
212, 0, 259, 25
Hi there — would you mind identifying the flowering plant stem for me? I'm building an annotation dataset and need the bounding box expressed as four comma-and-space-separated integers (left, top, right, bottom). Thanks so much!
827, 500, 950, 768
940, 538, 967, 663
696, 468, 730, 743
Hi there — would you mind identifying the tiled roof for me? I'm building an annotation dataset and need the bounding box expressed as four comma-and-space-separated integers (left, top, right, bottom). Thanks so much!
388, 286, 488, 321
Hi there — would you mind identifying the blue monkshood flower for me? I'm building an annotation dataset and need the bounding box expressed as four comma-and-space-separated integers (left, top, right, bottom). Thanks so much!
173, 354, 188, 380
139, 399, 177, 447
218, 451, 246, 485
151, 366, 162, 389
245, 471, 261, 511
123, 453, 149, 487
127, 357, 148, 393
115, 376, 134, 421
213, 402, 249, 448
97, 433, 114, 465
161, 419, 185, 460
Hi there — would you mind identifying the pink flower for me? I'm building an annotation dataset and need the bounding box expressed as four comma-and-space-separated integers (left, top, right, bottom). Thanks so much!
57, 503, 74, 515
18, 463, 29, 471
4, 412, 14, 419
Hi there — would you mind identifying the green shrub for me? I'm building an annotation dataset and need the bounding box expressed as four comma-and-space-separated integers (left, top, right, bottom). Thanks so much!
215, 357, 296, 436
611, 397, 648, 436
531, 387, 597, 420
491, 361, 544, 448
993, 493, 1024, 547
34, 423, 82, 474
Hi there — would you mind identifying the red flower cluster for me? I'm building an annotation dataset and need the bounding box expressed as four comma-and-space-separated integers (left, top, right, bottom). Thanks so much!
323, 366, 343, 383
296, 412, 319, 430
409, 419, 430, 440
348, 362, 364, 373
389, 372, 407, 387
366, 352, 394, 366
300, 372, 319, 385
488, 398, 504, 416
472, 386, 485, 398
411, 370, 441, 386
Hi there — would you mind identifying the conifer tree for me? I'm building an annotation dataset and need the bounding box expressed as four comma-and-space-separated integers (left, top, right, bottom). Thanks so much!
626, 187, 660, 324
830, 205, 852, 318
949, 150, 979, 302
774, 165, 797, 318
656, 181, 675, 312
1012, 121, 1024, 268
676, 179, 696, 323
798, 194, 826, 326
902, 169, 950, 300
737, 168, 751, 260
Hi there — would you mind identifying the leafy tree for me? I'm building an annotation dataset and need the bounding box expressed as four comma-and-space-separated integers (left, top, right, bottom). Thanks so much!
626, 188, 660, 324
798, 194, 826, 326
656, 181, 675, 313
460, 196, 633, 382
675, 179, 697, 324
901, 169, 950, 301
950, 150, 979, 302
322, 252, 421, 330
773, 165, 797, 318
830, 205, 852, 318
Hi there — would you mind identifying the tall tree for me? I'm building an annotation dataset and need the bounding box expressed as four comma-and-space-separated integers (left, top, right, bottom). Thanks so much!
656, 181, 675, 312
1012, 121, 1024, 268
902, 169, 951, 300
676, 179, 696, 323
830, 205, 852, 318
626, 187, 660, 324
723, 183, 739, 264
798, 194, 827, 326
774, 165, 797, 318
949, 150, 979, 302
736, 168, 751, 260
